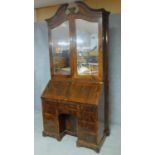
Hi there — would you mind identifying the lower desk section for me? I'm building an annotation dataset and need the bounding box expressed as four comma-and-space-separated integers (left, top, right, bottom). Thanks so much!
42, 100, 106, 152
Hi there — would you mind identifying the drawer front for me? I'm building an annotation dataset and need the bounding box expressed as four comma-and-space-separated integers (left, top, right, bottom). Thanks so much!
43, 113, 57, 122
80, 105, 97, 113
44, 122, 58, 133
58, 108, 77, 116
43, 102, 57, 115
58, 103, 78, 116
58, 103, 78, 111
43, 114, 58, 134
78, 121, 98, 133
79, 112, 98, 122
78, 132, 97, 144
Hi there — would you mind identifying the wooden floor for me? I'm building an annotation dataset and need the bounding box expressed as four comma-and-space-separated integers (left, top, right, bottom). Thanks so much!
35, 110, 121, 155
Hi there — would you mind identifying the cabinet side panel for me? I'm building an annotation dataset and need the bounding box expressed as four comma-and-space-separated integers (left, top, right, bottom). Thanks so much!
98, 86, 105, 140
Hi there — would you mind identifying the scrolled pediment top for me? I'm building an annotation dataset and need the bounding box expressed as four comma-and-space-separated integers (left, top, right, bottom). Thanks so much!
45, 1, 110, 26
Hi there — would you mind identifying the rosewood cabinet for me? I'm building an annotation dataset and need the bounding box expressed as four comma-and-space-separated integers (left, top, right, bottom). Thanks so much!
41, 1, 110, 152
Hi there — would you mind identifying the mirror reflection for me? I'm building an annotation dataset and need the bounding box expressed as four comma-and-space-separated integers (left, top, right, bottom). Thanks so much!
76, 19, 99, 76
51, 21, 71, 75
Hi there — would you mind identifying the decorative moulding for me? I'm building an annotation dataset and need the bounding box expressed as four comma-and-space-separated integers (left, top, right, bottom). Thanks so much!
65, 2, 79, 15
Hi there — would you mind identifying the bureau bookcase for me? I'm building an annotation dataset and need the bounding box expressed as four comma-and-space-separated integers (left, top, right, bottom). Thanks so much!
41, 1, 110, 152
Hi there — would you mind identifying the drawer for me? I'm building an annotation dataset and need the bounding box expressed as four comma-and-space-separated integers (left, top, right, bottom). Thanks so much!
58, 103, 78, 116
79, 112, 98, 122
44, 122, 58, 133
43, 114, 58, 134
43, 102, 57, 115
80, 105, 97, 113
78, 121, 98, 133
43, 114, 58, 126
78, 132, 97, 144
58, 109, 77, 116
58, 103, 78, 111
43, 113, 57, 121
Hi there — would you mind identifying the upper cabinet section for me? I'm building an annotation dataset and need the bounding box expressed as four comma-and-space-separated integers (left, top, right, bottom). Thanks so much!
46, 1, 110, 81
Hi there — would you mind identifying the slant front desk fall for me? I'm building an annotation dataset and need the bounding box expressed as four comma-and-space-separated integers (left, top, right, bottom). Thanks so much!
41, 1, 110, 152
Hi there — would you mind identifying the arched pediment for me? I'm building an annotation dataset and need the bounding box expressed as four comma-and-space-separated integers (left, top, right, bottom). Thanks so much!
46, 1, 110, 28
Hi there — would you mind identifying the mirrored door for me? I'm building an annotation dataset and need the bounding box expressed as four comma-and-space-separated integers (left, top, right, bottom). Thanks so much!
75, 19, 99, 76
51, 21, 71, 75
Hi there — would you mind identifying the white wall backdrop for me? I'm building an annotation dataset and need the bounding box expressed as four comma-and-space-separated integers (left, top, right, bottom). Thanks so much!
109, 14, 121, 125
34, 14, 121, 124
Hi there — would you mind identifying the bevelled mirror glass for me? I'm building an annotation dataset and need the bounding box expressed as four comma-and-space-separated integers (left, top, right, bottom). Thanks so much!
51, 21, 71, 75
75, 19, 99, 76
